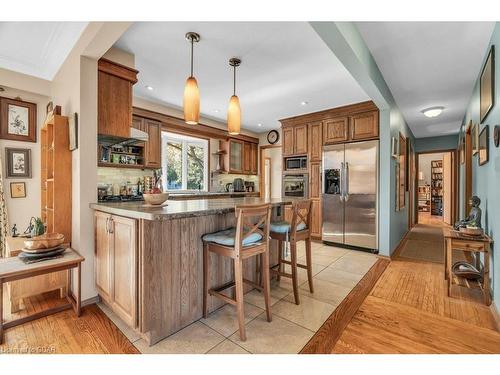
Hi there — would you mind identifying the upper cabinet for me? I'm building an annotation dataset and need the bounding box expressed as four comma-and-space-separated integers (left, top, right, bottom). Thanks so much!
132, 116, 162, 169
98, 59, 139, 138
308, 121, 323, 162
324, 117, 349, 144
222, 138, 258, 175
282, 123, 308, 157
350, 111, 379, 140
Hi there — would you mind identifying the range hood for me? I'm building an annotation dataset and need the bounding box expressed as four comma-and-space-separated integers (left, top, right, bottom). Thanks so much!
98, 126, 149, 146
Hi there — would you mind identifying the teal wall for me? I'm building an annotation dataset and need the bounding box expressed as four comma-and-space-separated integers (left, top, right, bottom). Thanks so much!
311, 22, 416, 256
459, 23, 499, 309
414, 134, 458, 153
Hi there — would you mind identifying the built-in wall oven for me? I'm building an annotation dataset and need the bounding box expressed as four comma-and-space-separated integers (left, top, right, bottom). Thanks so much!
282, 174, 308, 198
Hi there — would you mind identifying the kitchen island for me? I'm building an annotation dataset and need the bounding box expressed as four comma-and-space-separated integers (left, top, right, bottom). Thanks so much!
90, 197, 292, 345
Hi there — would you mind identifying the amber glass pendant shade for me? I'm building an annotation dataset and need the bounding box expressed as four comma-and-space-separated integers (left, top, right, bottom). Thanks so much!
184, 76, 200, 125
227, 95, 241, 135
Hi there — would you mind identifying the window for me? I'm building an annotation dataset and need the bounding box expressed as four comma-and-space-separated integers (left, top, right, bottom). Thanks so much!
162, 132, 208, 191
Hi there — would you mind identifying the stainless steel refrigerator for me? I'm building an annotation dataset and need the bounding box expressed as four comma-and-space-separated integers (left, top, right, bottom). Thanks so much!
322, 140, 378, 252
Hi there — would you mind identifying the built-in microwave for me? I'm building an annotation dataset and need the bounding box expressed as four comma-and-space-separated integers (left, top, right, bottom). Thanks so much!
285, 156, 307, 170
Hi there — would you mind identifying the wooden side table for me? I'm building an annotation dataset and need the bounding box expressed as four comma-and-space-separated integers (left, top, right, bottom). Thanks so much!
443, 228, 492, 305
0, 248, 84, 344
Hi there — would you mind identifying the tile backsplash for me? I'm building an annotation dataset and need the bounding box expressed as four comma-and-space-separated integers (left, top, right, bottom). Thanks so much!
211, 173, 259, 192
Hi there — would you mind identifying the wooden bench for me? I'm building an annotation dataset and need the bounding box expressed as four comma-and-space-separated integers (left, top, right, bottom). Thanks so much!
0, 248, 84, 344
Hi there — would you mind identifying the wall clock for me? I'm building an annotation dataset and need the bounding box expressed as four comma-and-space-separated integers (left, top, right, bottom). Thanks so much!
267, 130, 279, 144
494, 125, 500, 147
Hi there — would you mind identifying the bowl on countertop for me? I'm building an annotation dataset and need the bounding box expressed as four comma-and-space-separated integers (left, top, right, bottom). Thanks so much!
143, 192, 169, 205
24, 233, 65, 250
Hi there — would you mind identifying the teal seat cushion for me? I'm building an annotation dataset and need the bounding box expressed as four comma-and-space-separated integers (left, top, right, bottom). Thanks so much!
269, 221, 307, 234
202, 227, 263, 247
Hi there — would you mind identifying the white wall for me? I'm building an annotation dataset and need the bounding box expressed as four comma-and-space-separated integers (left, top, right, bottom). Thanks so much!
418, 152, 443, 185
258, 129, 282, 198
0, 85, 49, 233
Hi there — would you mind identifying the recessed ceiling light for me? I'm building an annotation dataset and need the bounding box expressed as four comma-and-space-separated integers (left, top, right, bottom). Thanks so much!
145, 85, 154, 91
257, 123, 262, 127
422, 106, 444, 118
214, 109, 220, 113
301, 101, 308, 106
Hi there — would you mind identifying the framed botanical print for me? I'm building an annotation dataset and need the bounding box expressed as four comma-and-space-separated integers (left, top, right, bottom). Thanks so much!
480, 46, 495, 123
478, 125, 489, 166
5, 148, 32, 178
10, 182, 26, 198
0, 97, 37, 142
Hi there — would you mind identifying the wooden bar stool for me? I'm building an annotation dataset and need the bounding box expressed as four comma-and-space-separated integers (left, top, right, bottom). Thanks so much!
202, 203, 272, 341
270, 199, 313, 305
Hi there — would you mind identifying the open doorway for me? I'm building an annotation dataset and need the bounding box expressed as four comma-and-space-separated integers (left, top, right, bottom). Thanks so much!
416, 151, 456, 226
259, 145, 282, 199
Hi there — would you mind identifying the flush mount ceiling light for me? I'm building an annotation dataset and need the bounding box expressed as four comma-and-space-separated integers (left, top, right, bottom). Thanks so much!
145, 85, 154, 91
227, 57, 242, 135
422, 106, 444, 118
183, 32, 201, 125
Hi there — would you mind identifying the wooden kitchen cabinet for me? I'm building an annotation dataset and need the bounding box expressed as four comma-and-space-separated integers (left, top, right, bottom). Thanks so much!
294, 124, 308, 154
282, 127, 294, 156
131, 116, 162, 169
350, 110, 379, 140
250, 143, 258, 174
95, 211, 137, 327
324, 117, 349, 144
311, 199, 322, 238
98, 58, 138, 138
309, 162, 321, 199
144, 119, 161, 168
243, 142, 251, 173
308, 121, 323, 162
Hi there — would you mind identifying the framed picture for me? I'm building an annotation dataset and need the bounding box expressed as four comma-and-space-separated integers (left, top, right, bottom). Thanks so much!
0, 97, 37, 142
480, 46, 495, 123
10, 182, 26, 198
398, 132, 406, 209
471, 122, 479, 155
391, 137, 398, 159
5, 148, 32, 178
478, 125, 489, 166
69, 112, 78, 151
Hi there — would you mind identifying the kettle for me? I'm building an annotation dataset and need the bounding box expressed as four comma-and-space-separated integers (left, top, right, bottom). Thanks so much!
225, 183, 233, 192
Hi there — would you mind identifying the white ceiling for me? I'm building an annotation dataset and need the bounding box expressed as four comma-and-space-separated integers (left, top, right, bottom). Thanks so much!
0, 22, 87, 80
356, 22, 495, 138
114, 22, 369, 132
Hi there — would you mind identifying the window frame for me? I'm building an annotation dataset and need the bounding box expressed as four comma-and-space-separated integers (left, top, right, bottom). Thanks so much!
161, 131, 209, 192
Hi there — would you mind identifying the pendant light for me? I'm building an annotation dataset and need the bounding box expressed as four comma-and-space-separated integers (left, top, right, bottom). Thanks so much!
183, 32, 200, 125
227, 57, 241, 135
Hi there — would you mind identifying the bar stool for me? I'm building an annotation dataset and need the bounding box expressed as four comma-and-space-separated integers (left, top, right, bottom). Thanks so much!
202, 203, 272, 341
270, 199, 313, 305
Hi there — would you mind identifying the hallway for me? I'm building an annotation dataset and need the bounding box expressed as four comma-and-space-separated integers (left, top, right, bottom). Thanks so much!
332, 224, 500, 353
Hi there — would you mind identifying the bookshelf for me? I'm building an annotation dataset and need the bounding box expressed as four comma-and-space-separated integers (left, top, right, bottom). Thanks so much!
41, 113, 72, 243
431, 160, 443, 216
418, 185, 431, 212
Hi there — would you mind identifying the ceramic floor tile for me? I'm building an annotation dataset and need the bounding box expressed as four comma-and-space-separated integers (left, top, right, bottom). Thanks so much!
299, 252, 342, 267
314, 267, 364, 289
134, 321, 224, 354
272, 293, 336, 331
313, 246, 349, 258
279, 262, 325, 287
229, 314, 314, 354
200, 302, 263, 337
299, 278, 352, 306
206, 339, 250, 354
244, 283, 290, 309
97, 302, 141, 343
328, 253, 377, 275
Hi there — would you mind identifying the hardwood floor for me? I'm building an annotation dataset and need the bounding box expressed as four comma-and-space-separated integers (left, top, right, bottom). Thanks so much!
0, 290, 139, 354
331, 225, 500, 354
418, 211, 446, 226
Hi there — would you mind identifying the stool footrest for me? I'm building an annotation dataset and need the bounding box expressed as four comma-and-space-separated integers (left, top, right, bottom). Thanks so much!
279, 259, 308, 269
270, 268, 293, 279
209, 290, 237, 306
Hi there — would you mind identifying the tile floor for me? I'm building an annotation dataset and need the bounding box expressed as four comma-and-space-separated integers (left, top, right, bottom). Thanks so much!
99, 241, 378, 354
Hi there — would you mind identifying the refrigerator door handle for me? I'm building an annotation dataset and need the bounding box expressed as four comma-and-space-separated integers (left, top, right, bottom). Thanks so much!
345, 162, 350, 201
339, 162, 344, 201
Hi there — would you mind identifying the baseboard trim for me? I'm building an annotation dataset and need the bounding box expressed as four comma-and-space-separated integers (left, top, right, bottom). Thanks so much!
82, 295, 100, 308
300, 258, 390, 354
491, 301, 500, 332
390, 230, 411, 260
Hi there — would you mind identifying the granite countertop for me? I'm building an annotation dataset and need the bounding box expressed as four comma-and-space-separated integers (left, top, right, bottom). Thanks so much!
168, 191, 259, 199
90, 197, 293, 220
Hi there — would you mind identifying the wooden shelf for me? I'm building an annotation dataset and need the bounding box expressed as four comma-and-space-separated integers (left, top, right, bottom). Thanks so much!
98, 162, 146, 169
